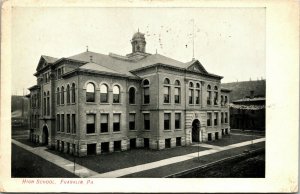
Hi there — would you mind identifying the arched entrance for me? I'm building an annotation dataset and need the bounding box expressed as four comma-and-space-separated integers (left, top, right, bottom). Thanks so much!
42, 126, 49, 146
192, 119, 201, 142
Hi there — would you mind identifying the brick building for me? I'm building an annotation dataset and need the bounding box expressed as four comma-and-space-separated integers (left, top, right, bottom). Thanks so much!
28, 31, 230, 156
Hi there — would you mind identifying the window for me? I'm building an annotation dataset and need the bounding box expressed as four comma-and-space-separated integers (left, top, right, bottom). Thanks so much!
67, 114, 70, 133
195, 90, 200, 104
214, 112, 218, 126
207, 113, 212, 126
114, 141, 121, 151
165, 138, 171, 148
144, 113, 150, 130
61, 114, 65, 132
189, 89, 194, 104
86, 114, 95, 134
100, 84, 108, 103
164, 86, 170, 103
176, 137, 181, 146
47, 91, 50, 115
113, 85, 120, 103
221, 95, 224, 106
224, 96, 228, 105
61, 86, 65, 105
207, 85, 211, 105
56, 87, 60, 105
214, 86, 218, 105
221, 112, 224, 124
43, 92, 46, 115
100, 114, 109, 133
67, 84, 70, 104
113, 114, 121, 132
175, 113, 181, 129
71, 83, 76, 103
86, 83, 95, 102
174, 80, 181, 104
57, 68, 62, 79
72, 114, 76, 134
143, 79, 150, 104
164, 113, 171, 130
129, 113, 135, 130
164, 78, 170, 84
129, 87, 136, 104
225, 112, 228, 123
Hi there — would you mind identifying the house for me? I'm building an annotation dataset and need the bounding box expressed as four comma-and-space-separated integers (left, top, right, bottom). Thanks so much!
28, 31, 230, 156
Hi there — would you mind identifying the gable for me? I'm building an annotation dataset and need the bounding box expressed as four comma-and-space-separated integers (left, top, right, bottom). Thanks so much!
186, 60, 208, 74
36, 57, 47, 71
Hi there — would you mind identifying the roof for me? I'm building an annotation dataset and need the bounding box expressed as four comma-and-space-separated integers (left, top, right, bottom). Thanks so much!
41, 55, 58, 64
233, 97, 265, 103
66, 51, 221, 78
221, 80, 266, 102
79, 62, 126, 76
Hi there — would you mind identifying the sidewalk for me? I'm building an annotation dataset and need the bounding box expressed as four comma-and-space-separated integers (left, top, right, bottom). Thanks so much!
12, 139, 98, 178
13, 137, 265, 178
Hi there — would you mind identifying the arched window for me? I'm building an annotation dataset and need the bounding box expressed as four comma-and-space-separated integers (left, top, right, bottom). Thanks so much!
71, 83, 76, 103
207, 84, 211, 105
66, 84, 70, 104
189, 82, 194, 104
195, 83, 201, 105
86, 83, 95, 102
61, 86, 65, 105
129, 87, 136, 104
163, 78, 170, 103
113, 85, 120, 103
214, 86, 218, 105
225, 96, 228, 105
56, 87, 60, 105
164, 78, 170, 84
100, 84, 108, 103
143, 79, 150, 104
174, 80, 181, 104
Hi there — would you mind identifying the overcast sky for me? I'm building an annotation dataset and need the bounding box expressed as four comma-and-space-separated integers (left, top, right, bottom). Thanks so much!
11, 7, 265, 95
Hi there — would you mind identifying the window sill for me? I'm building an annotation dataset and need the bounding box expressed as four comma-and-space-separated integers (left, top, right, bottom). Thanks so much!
143, 129, 150, 131
86, 133, 97, 136
100, 102, 109, 105
129, 104, 137, 106
112, 103, 122, 105
100, 132, 109, 134
86, 102, 97, 105
163, 103, 171, 105
142, 104, 150, 106
129, 129, 138, 132
174, 129, 182, 131
164, 129, 172, 131
112, 131, 121, 134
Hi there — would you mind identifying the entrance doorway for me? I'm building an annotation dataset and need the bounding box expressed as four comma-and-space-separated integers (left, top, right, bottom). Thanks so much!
192, 119, 201, 142
42, 126, 49, 146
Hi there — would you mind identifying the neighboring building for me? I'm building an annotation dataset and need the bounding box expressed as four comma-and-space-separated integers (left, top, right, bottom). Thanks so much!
221, 80, 265, 131
11, 95, 29, 128
28, 31, 230, 156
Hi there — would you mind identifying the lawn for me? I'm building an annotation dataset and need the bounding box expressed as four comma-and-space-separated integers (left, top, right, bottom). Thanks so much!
11, 144, 78, 178
47, 145, 209, 174
206, 133, 263, 146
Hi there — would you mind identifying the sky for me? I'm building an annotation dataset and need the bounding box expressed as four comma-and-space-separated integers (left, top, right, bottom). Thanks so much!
11, 7, 265, 95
